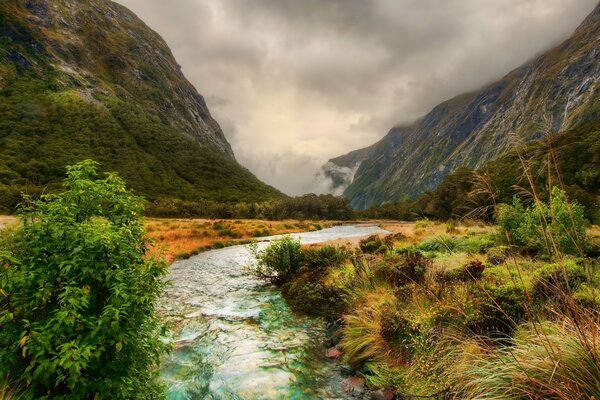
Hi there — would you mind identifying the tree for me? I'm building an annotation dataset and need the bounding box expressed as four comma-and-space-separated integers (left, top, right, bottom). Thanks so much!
0, 160, 167, 399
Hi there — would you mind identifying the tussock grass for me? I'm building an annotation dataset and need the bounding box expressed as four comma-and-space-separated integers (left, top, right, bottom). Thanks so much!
447, 317, 600, 399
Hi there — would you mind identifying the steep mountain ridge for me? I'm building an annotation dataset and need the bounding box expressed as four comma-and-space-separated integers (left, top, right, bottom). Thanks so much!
0, 0, 281, 211
324, 2, 600, 209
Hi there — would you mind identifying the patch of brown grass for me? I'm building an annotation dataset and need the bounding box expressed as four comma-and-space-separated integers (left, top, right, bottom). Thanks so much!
145, 218, 336, 263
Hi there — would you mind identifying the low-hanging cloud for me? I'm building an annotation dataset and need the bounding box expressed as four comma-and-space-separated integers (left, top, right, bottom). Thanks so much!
117, 0, 598, 195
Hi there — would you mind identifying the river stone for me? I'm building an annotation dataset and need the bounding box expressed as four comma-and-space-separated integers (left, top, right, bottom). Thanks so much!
326, 347, 342, 359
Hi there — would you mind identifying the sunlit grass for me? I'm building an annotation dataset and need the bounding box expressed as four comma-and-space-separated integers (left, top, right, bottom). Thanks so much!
145, 218, 335, 263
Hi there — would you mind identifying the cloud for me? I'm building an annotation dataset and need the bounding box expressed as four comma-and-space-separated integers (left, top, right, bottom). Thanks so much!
117, 0, 597, 195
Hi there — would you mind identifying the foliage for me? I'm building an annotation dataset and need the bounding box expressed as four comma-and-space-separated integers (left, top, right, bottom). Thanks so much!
450, 320, 600, 399
375, 251, 431, 287
416, 234, 494, 254
358, 235, 391, 254
341, 286, 412, 388
497, 187, 589, 256
530, 260, 588, 301
360, 123, 600, 224
144, 194, 355, 220
465, 284, 528, 336
0, 161, 167, 399
252, 236, 303, 285
435, 260, 486, 284
302, 245, 350, 271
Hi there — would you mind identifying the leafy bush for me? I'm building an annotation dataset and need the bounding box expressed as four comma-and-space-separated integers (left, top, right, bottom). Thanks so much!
415, 219, 434, 229
341, 287, 412, 388
359, 235, 391, 254
497, 188, 589, 256
281, 274, 344, 319
252, 236, 303, 285
375, 251, 432, 286
0, 161, 167, 399
436, 260, 486, 283
302, 245, 350, 271
486, 245, 510, 265
530, 260, 587, 301
417, 234, 494, 254
466, 284, 527, 336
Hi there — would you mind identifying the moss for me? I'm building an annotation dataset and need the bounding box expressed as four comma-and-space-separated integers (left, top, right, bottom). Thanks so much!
530, 260, 588, 301
436, 260, 486, 284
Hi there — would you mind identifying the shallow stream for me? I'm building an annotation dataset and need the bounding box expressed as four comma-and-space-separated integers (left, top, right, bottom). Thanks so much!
158, 225, 388, 399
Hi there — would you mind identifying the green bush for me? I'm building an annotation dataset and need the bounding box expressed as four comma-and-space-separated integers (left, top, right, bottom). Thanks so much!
416, 234, 494, 254
0, 161, 167, 399
281, 273, 344, 319
466, 284, 527, 336
486, 245, 510, 265
375, 251, 432, 286
497, 188, 589, 256
436, 260, 486, 283
359, 235, 391, 254
530, 260, 588, 301
302, 245, 350, 271
252, 236, 303, 285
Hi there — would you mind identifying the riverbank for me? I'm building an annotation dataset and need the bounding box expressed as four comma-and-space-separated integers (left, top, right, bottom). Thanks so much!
146, 218, 343, 263
259, 217, 600, 397
158, 224, 388, 399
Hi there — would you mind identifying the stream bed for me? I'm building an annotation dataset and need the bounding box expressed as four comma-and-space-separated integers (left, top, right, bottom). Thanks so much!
158, 225, 388, 400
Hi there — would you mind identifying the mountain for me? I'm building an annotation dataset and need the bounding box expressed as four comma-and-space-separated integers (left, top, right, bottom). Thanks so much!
0, 0, 281, 212
323, 2, 600, 209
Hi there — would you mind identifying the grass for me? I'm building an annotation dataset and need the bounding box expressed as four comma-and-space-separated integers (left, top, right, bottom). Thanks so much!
146, 218, 336, 263
269, 220, 600, 396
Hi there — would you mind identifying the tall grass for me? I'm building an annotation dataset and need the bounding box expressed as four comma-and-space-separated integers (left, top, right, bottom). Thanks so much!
448, 316, 600, 399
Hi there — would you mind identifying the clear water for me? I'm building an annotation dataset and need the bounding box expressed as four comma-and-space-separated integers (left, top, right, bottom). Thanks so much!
158, 225, 388, 400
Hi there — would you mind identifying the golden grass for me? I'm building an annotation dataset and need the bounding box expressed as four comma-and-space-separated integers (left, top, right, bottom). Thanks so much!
0, 216, 17, 230
145, 218, 336, 263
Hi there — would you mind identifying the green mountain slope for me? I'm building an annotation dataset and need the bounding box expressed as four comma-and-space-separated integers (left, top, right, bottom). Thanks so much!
363, 121, 600, 223
0, 0, 282, 212
323, 2, 600, 209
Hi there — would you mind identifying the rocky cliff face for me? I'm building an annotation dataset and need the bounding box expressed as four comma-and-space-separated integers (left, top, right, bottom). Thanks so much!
0, 0, 282, 207
323, 2, 600, 209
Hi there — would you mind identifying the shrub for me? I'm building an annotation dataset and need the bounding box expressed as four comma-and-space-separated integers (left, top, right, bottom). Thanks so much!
359, 235, 391, 254
530, 260, 587, 301
302, 245, 350, 271
341, 287, 413, 388
417, 235, 494, 254
436, 260, 486, 283
252, 236, 303, 285
466, 284, 527, 336
0, 161, 167, 399
497, 188, 589, 256
486, 245, 510, 265
281, 273, 344, 319
375, 251, 431, 286
415, 219, 434, 229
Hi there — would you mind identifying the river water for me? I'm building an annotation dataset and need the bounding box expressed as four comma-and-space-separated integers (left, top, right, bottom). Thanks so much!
158, 225, 388, 400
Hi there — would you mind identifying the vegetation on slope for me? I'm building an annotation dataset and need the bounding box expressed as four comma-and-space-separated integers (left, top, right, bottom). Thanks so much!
0, 1, 282, 214
362, 122, 600, 224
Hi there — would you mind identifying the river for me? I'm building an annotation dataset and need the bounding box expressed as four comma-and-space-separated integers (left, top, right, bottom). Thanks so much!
157, 224, 388, 400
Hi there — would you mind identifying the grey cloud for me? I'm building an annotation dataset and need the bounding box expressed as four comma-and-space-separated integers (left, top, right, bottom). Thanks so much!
117, 0, 598, 195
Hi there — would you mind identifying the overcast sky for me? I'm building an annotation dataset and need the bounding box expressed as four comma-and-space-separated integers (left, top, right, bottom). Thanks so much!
117, 0, 597, 195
